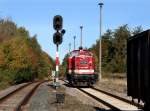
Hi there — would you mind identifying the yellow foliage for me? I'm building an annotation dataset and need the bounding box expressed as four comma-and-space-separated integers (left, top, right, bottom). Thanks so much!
0, 48, 5, 67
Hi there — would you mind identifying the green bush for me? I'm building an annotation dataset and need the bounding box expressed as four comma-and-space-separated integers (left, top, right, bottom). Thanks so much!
14, 69, 35, 84
0, 69, 15, 89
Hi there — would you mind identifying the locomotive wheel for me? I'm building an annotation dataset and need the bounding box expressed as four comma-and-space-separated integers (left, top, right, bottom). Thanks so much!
87, 81, 93, 87
68, 81, 73, 87
87, 82, 90, 87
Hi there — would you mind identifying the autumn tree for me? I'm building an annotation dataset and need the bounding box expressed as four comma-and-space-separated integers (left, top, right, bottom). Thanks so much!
0, 18, 54, 87
0, 19, 17, 42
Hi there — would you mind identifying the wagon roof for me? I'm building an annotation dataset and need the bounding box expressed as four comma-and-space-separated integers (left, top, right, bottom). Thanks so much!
128, 29, 150, 41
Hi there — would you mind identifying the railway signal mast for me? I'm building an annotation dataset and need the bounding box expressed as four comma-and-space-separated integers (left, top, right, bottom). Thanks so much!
53, 15, 65, 85
98, 2, 104, 80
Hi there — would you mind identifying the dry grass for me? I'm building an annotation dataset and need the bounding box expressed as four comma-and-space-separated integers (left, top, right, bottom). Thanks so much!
0, 82, 10, 91
95, 73, 128, 98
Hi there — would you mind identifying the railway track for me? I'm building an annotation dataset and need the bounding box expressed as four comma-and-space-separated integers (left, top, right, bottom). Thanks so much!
78, 87, 142, 110
61, 80, 143, 110
0, 81, 44, 111
92, 87, 144, 107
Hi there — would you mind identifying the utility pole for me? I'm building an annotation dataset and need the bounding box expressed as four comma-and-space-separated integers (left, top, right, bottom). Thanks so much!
73, 36, 76, 50
80, 26, 83, 48
69, 43, 71, 53
98, 2, 104, 80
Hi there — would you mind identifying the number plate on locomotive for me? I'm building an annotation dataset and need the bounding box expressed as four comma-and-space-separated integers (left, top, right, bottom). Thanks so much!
80, 61, 87, 64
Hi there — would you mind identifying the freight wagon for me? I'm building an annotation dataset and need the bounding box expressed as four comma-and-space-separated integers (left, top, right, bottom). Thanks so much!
127, 30, 150, 110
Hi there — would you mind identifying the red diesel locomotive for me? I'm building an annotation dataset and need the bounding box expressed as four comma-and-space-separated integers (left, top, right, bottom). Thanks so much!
66, 49, 98, 86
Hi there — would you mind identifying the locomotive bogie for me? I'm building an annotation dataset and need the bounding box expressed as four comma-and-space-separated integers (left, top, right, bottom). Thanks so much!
67, 73, 98, 86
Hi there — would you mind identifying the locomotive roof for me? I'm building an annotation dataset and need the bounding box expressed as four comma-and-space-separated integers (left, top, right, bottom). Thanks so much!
72, 49, 89, 52
128, 29, 150, 41
70, 49, 93, 57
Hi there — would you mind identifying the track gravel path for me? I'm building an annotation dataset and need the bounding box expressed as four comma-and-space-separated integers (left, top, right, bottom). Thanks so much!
24, 82, 56, 111
24, 82, 106, 111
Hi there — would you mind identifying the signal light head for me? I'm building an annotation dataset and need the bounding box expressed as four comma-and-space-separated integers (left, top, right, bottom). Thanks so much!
53, 15, 63, 31
61, 29, 66, 35
53, 32, 62, 45
52, 15, 65, 45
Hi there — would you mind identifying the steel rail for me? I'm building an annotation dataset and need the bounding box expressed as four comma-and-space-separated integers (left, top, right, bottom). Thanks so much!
0, 81, 46, 111
0, 82, 32, 103
18, 81, 46, 111
78, 88, 142, 111
92, 87, 143, 108
61, 79, 142, 110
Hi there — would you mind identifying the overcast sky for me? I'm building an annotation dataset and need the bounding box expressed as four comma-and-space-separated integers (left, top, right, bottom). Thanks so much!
0, 0, 150, 62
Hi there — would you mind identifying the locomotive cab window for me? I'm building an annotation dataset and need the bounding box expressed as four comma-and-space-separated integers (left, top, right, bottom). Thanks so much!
71, 50, 79, 57
79, 50, 92, 56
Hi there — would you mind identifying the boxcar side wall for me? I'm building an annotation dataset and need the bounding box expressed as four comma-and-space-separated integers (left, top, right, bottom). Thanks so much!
127, 30, 150, 103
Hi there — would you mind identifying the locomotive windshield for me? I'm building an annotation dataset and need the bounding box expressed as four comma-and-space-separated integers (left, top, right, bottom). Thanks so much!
79, 50, 92, 56
70, 50, 79, 57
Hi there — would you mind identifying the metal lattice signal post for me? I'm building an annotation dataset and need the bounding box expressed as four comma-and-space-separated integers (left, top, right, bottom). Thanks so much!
98, 2, 104, 80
